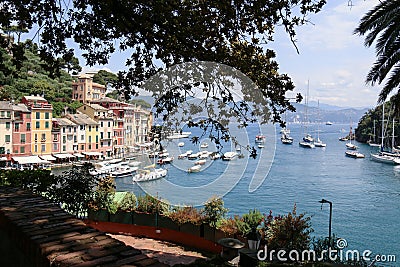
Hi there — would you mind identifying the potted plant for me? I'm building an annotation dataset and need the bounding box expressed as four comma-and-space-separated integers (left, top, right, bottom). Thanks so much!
236, 209, 264, 249
216, 216, 240, 242
134, 194, 169, 227
168, 206, 204, 237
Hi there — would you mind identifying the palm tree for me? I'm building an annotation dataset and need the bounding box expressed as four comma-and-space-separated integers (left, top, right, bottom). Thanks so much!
354, 0, 400, 104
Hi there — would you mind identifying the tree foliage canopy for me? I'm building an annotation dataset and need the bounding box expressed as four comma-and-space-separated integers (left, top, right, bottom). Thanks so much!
354, 0, 400, 107
1, 0, 327, 126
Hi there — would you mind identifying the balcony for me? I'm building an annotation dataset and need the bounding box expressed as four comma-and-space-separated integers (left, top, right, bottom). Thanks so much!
41, 138, 46, 142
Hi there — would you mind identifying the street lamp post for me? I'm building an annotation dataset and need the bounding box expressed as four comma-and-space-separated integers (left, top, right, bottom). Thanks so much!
319, 199, 332, 248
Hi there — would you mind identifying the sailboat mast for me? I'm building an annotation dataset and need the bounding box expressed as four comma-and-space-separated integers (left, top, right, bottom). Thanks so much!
381, 103, 385, 151
392, 118, 395, 150
373, 120, 376, 143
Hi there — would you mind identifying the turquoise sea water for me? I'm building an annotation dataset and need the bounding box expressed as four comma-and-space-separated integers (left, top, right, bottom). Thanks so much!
116, 123, 400, 265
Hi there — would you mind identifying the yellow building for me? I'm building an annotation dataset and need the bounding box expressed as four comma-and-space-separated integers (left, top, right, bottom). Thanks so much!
22, 96, 53, 155
66, 113, 100, 156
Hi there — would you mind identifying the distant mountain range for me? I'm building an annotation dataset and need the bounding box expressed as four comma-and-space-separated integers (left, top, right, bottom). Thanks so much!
290, 103, 369, 124
135, 95, 370, 124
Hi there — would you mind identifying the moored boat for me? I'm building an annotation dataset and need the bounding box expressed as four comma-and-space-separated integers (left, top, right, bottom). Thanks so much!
188, 165, 201, 173
222, 151, 238, 161
345, 151, 365, 158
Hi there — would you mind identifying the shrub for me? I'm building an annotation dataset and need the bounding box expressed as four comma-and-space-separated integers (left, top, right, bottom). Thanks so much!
236, 209, 264, 236
266, 204, 313, 252
118, 192, 137, 211
89, 176, 116, 213
168, 206, 204, 225
203, 196, 228, 227
217, 216, 240, 236
136, 194, 169, 214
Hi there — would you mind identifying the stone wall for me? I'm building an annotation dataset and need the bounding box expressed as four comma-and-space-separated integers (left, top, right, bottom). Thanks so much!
0, 187, 167, 267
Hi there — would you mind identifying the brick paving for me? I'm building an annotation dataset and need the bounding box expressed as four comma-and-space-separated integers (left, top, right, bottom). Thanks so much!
0, 187, 168, 267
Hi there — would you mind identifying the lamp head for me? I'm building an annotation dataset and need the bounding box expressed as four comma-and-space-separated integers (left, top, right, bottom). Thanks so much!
319, 199, 328, 203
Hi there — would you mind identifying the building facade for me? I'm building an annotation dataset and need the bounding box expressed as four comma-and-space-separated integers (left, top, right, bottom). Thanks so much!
21, 96, 53, 155
77, 104, 114, 157
12, 104, 32, 157
0, 101, 13, 160
72, 74, 107, 103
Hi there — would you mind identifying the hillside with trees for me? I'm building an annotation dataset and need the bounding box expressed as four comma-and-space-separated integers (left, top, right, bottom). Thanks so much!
355, 101, 400, 148
0, 39, 83, 116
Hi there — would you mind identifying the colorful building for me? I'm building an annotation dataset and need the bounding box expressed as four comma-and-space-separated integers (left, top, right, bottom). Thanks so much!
72, 74, 107, 103
11, 104, 32, 157
90, 97, 126, 157
0, 101, 14, 160
21, 96, 53, 156
66, 113, 99, 156
77, 103, 114, 157
52, 118, 78, 154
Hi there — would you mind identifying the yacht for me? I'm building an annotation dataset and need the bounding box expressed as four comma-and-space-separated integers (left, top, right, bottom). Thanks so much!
110, 164, 138, 178
188, 165, 201, 173
133, 168, 167, 182
222, 151, 238, 161
345, 151, 365, 158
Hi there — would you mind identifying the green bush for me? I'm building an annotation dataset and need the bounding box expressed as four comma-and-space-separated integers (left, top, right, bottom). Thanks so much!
118, 192, 137, 211
203, 196, 228, 227
236, 209, 264, 236
136, 194, 169, 214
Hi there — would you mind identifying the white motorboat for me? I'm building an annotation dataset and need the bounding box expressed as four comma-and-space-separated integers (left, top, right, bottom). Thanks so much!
299, 141, 315, 149
222, 151, 238, 161
195, 159, 207, 165
345, 151, 365, 158
178, 142, 185, 147
110, 164, 138, 178
326, 121, 333, 125
258, 144, 265, 148
166, 131, 192, 139
188, 165, 201, 173
281, 138, 293, 145
133, 168, 167, 182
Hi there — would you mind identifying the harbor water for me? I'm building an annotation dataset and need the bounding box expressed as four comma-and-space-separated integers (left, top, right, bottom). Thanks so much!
113, 122, 398, 264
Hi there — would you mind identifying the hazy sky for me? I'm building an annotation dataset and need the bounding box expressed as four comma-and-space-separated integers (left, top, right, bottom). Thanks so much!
81, 0, 380, 108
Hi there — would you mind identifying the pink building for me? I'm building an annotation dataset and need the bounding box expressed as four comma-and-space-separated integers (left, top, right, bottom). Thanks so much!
11, 104, 32, 157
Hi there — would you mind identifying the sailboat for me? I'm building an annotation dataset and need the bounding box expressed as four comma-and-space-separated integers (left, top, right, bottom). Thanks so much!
368, 120, 380, 147
299, 80, 315, 148
314, 100, 326, 147
281, 111, 293, 144
345, 128, 357, 150
370, 104, 400, 164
